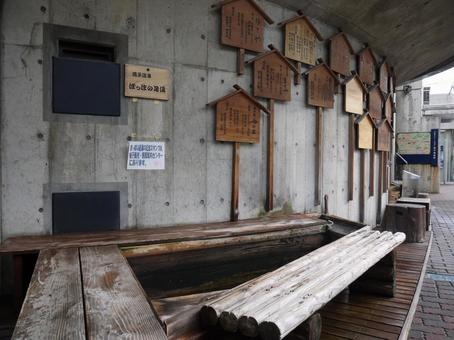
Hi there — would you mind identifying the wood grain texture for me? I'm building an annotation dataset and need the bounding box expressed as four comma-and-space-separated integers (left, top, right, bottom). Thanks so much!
358, 48, 376, 85
329, 33, 352, 76
384, 96, 393, 122
377, 120, 392, 152
357, 116, 374, 150
124, 64, 170, 100
284, 18, 318, 65
0, 215, 327, 254
368, 86, 383, 123
80, 245, 167, 340
12, 248, 85, 340
347, 115, 355, 201
307, 65, 336, 108
369, 136, 375, 197
237, 48, 245, 75
380, 62, 390, 93
231, 142, 240, 221
345, 77, 364, 115
221, 0, 265, 52
253, 54, 292, 101
215, 93, 261, 143
359, 150, 365, 222
266, 99, 274, 211
314, 107, 323, 205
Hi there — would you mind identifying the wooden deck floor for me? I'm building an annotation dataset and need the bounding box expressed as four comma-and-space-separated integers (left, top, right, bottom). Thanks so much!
319, 235, 432, 340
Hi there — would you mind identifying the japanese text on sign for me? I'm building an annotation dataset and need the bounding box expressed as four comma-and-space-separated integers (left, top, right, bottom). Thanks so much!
124, 64, 170, 100
127, 141, 165, 170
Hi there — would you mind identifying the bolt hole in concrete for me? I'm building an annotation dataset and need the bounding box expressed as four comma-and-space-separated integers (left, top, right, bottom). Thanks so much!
426, 273, 454, 282
164, 202, 170, 206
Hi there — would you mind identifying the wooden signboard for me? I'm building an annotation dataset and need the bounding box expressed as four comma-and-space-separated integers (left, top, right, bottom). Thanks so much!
357, 47, 377, 85
329, 32, 354, 76
344, 74, 366, 115
384, 95, 394, 123
368, 85, 384, 123
307, 62, 339, 108
279, 12, 323, 66
124, 64, 170, 100
355, 114, 374, 150
247, 46, 299, 101
219, 0, 273, 74
208, 85, 270, 221
377, 119, 392, 152
379, 60, 390, 93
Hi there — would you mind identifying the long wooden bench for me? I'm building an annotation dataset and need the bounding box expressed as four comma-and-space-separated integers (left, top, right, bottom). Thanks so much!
200, 226, 405, 340
12, 246, 167, 340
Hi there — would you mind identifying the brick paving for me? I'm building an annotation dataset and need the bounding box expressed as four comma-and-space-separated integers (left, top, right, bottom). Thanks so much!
410, 186, 454, 339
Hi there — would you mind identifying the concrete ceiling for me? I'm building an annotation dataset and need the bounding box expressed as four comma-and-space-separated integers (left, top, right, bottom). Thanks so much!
271, 0, 454, 84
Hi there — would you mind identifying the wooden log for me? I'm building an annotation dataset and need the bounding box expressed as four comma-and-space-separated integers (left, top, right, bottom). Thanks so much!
287, 313, 321, 340
257, 232, 405, 340
237, 232, 400, 337
230, 231, 384, 335
80, 246, 167, 340
382, 203, 426, 242
12, 248, 85, 340
200, 227, 373, 327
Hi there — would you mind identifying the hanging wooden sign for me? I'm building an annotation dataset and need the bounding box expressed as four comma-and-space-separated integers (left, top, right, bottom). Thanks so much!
306, 61, 339, 108
368, 84, 385, 124
384, 94, 394, 123
344, 73, 366, 115
379, 60, 390, 93
208, 85, 268, 143
124, 64, 171, 100
329, 31, 354, 76
355, 113, 375, 150
246, 45, 299, 101
357, 46, 377, 85
376, 119, 393, 152
218, 0, 274, 74
278, 10, 323, 66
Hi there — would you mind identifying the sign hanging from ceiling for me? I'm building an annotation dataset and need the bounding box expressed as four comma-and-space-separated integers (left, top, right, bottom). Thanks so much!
127, 141, 165, 170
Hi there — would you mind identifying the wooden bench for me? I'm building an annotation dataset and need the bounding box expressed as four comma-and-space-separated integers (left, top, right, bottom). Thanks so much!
12, 246, 167, 340
200, 226, 405, 340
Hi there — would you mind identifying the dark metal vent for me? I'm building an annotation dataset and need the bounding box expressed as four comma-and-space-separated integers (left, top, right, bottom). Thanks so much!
58, 40, 115, 61
52, 191, 120, 234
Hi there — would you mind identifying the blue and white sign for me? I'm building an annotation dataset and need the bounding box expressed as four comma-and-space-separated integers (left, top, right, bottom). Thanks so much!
127, 141, 165, 170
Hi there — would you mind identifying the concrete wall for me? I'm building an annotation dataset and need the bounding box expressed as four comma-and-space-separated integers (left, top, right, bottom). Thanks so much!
395, 81, 440, 193
0, 0, 388, 241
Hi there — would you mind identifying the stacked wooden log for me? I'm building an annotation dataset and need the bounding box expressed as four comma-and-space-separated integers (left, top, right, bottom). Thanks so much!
382, 203, 426, 242
200, 226, 405, 340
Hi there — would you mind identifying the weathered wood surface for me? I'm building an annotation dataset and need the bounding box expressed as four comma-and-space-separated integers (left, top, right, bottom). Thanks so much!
344, 76, 364, 115
283, 16, 320, 65
356, 115, 374, 150
368, 86, 383, 123
347, 115, 355, 201
397, 197, 431, 231
0, 214, 326, 254
80, 245, 167, 339
266, 99, 275, 211
11, 248, 85, 340
314, 106, 323, 205
201, 227, 405, 339
329, 32, 353, 76
307, 63, 338, 108
231, 142, 240, 221
382, 204, 426, 243
319, 237, 431, 340
358, 47, 376, 85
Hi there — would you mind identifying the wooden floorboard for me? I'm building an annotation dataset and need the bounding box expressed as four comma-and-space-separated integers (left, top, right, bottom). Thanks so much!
80, 246, 167, 340
319, 237, 431, 340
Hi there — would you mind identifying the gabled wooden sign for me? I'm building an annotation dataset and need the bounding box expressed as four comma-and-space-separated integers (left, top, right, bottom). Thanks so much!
376, 119, 393, 152
278, 10, 323, 66
344, 72, 367, 115
246, 44, 299, 101
208, 85, 268, 143
355, 113, 375, 150
217, 0, 274, 74
379, 59, 391, 93
368, 83, 385, 124
384, 94, 394, 123
329, 31, 354, 76
306, 61, 340, 108
357, 46, 377, 85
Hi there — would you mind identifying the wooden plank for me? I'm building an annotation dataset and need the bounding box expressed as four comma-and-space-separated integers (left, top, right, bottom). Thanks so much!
124, 64, 170, 100
359, 150, 365, 222
308, 65, 337, 108
357, 116, 374, 150
314, 106, 323, 205
329, 33, 353, 76
345, 78, 364, 114
0, 214, 327, 254
237, 48, 245, 75
358, 48, 376, 85
284, 18, 318, 65
368, 87, 383, 124
80, 245, 167, 340
231, 142, 240, 221
322, 317, 398, 340
266, 99, 275, 211
12, 248, 85, 340
253, 54, 292, 101
348, 115, 355, 201
370, 135, 375, 197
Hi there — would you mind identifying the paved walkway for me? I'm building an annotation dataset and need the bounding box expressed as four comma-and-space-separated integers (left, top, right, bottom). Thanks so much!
410, 185, 454, 339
